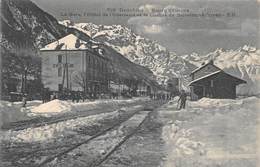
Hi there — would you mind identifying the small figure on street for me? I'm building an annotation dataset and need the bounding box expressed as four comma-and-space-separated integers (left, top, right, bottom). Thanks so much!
178, 90, 187, 109
22, 94, 27, 108
76, 91, 80, 103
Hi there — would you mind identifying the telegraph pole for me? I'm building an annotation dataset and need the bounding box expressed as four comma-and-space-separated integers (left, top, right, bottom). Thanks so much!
66, 45, 69, 89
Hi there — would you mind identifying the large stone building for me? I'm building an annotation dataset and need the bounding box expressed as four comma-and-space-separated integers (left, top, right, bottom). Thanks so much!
40, 34, 110, 97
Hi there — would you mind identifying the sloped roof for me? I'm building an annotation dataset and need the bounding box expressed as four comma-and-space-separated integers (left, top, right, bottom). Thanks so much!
189, 70, 246, 86
189, 70, 222, 85
190, 60, 222, 75
40, 34, 99, 51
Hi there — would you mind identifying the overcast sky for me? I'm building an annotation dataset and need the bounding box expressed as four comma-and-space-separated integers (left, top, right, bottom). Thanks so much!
31, 0, 259, 54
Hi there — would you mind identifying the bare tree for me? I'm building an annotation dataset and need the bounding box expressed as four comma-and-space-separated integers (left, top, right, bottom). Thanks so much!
72, 71, 87, 93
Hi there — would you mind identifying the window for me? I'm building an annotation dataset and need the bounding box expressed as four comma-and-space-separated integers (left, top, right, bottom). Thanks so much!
58, 55, 62, 63
210, 80, 214, 87
58, 67, 62, 77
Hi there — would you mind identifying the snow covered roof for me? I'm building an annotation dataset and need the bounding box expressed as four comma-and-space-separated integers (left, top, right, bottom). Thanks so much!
189, 70, 222, 85
190, 60, 221, 75
189, 70, 246, 86
40, 34, 91, 51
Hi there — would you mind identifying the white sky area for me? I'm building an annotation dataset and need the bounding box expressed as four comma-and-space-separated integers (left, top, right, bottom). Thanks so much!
31, 0, 259, 54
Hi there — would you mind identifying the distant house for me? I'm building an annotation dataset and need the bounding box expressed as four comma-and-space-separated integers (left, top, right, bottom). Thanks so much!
189, 60, 246, 100
40, 34, 110, 98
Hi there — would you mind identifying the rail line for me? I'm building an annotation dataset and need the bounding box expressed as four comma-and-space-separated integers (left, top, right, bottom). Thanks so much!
36, 101, 163, 167
89, 111, 150, 167
2, 100, 153, 131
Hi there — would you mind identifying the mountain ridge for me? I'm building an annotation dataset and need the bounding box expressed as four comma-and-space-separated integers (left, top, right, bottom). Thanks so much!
59, 20, 260, 95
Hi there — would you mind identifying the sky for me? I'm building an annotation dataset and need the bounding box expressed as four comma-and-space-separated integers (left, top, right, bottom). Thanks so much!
31, 0, 259, 54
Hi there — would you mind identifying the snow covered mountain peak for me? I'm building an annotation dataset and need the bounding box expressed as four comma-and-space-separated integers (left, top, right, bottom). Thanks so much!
59, 20, 259, 95
59, 20, 197, 88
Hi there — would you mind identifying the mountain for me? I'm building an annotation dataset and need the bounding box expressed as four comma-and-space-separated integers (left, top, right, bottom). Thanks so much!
1, 0, 94, 50
180, 46, 260, 95
1, 0, 67, 49
59, 20, 197, 89
60, 20, 260, 95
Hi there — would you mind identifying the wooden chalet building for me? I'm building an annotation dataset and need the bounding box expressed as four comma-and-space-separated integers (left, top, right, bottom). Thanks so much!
189, 60, 246, 100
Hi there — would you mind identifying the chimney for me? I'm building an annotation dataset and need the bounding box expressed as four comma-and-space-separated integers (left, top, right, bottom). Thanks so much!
209, 59, 214, 65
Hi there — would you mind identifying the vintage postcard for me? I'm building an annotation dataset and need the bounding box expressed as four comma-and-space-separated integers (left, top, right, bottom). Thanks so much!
1, 0, 259, 166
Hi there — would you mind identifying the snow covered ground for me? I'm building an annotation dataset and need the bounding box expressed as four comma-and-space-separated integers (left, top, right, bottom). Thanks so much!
30, 97, 149, 116
1, 97, 259, 167
0, 100, 42, 128
0, 100, 157, 167
0, 97, 149, 126
45, 111, 150, 167
159, 97, 260, 167
1, 105, 145, 143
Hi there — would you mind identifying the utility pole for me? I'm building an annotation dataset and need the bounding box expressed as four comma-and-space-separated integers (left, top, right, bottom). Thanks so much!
85, 50, 88, 94
66, 45, 69, 90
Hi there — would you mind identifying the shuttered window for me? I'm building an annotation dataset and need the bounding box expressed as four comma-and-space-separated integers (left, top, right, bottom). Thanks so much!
58, 67, 62, 77
210, 80, 214, 87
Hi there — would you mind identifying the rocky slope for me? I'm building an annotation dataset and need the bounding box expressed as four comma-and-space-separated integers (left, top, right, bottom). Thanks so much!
1, 0, 68, 49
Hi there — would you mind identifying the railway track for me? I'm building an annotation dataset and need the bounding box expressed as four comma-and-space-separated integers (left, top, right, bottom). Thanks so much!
3, 100, 166, 167
39, 110, 151, 167
2, 99, 153, 131
89, 111, 150, 167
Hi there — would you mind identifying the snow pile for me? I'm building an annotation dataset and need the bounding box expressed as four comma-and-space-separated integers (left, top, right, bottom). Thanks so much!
30, 97, 149, 116
31, 99, 73, 114
0, 98, 149, 128
162, 121, 205, 158
160, 97, 260, 167
2, 110, 119, 143
1, 104, 145, 143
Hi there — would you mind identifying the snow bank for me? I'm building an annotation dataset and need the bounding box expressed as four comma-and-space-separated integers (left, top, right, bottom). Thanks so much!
31, 99, 73, 114
1, 105, 145, 143
0, 98, 149, 128
2, 111, 119, 143
160, 97, 260, 167
0, 101, 32, 128
30, 98, 149, 116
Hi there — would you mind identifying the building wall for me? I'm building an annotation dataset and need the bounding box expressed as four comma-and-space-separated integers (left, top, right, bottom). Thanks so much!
191, 73, 237, 99
40, 50, 85, 91
192, 64, 220, 80
84, 50, 109, 94
40, 49, 110, 94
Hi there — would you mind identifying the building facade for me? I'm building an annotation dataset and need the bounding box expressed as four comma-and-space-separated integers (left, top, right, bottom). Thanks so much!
189, 60, 246, 100
40, 34, 110, 97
